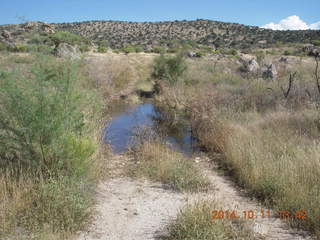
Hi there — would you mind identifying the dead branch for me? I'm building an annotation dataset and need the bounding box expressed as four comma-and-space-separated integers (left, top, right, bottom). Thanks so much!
281, 72, 296, 99
315, 56, 320, 96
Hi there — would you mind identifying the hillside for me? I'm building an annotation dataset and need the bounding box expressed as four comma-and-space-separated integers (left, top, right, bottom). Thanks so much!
1, 19, 320, 49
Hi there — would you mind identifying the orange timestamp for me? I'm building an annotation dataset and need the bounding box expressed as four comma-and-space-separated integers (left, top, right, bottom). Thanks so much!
211, 209, 308, 220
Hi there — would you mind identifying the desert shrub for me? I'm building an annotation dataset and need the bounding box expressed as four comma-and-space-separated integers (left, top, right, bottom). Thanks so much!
195, 51, 204, 58
284, 49, 293, 56
313, 40, 320, 46
7, 44, 29, 52
0, 55, 99, 177
152, 54, 187, 84
0, 42, 7, 51
49, 31, 90, 47
121, 45, 136, 54
134, 45, 144, 53
152, 46, 166, 54
97, 46, 108, 53
0, 54, 103, 238
28, 34, 52, 45
79, 44, 90, 52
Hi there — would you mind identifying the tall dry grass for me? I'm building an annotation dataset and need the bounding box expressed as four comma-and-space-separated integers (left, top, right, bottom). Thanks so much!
156, 55, 320, 236
130, 141, 209, 192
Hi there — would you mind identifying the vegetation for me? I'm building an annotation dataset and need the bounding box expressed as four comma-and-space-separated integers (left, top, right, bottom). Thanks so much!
131, 141, 209, 192
164, 201, 254, 240
49, 31, 90, 47
152, 54, 187, 84
0, 54, 104, 238
2, 20, 320, 51
155, 55, 320, 237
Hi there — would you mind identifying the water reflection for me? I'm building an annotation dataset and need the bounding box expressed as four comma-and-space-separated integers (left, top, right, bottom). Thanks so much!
103, 103, 198, 154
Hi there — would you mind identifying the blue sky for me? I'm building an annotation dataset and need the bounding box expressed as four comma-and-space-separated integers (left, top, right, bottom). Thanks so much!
1, 0, 320, 29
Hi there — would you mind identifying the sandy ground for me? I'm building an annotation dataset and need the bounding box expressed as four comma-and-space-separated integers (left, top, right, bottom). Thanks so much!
76, 154, 313, 240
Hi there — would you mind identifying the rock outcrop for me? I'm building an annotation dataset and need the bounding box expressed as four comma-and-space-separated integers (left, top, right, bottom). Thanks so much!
262, 64, 277, 80
54, 43, 80, 59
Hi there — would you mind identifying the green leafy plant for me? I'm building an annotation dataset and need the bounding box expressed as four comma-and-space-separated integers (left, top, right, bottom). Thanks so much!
152, 54, 187, 84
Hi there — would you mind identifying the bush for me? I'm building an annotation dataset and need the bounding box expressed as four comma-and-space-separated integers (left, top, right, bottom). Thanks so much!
195, 52, 204, 58
7, 44, 29, 52
79, 44, 90, 52
0, 42, 7, 51
313, 40, 320, 46
121, 45, 136, 54
0, 55, 98, 177
284, 49, 293, 56
97, 46, 108, 53
152, 46, 166, 54
49, 31, 90, 47
152, 54, 187, 84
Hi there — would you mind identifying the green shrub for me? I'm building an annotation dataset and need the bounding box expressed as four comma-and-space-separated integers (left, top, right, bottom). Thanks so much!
49, 31, 90, 47
135, 45, 144, 53
79, 44, 90, 52
284, 49, 292, 56
21, 176, 93, 233
0, 42, 7, 51
7, 44, 29, 52
28, 34, 51, 45
0, 55, 98, 177
97, 46, 108, 53
152, 54, 187, 84
313, 40, 320, 46
121, 45, 135, 54
227, 48, 238, 56
195, 52, 204, 58
152, 46, 166, 54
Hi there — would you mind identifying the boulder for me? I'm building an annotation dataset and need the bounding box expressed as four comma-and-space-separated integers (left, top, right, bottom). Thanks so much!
247, 59, 260, 73
1, 30, 11, 40
302, 44, 319, 57
262, 64, 277, 80
42, 22, 55, 34
54, 43, 81, 59
187, 51, 197, 58
239, 54, 260, 73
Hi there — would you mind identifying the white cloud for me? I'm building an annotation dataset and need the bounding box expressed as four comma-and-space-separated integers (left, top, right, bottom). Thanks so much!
309, 21, 320, 30
261, 15, 320, 30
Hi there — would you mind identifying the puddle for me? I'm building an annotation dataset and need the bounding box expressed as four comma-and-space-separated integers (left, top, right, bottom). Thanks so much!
103, 103, 198, 155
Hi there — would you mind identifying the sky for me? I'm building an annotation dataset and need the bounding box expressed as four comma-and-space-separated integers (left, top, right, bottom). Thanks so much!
1, 0, 320, 30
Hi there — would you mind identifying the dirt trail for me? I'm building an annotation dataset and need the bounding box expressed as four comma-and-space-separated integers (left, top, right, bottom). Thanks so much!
76, 155, 187, 240
197, 157, 313, 240
76, 154, 313, 240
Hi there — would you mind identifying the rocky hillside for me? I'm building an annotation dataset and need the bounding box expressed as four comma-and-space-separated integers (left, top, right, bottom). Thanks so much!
1, 19, 320, 49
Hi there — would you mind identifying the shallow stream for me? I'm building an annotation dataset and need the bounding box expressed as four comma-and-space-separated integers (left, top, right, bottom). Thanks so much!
103, 103, 198, 155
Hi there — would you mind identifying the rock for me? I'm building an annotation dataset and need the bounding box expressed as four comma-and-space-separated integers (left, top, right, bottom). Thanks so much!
239, 54, 260, 73
239, 53, 256, 63
1, 30, 11, 40
24, 21, 38, 30
187, 51, 197, 58
262, 64, 277, 80
302, 44, 319, 57
309, 48, 319, 58
54, 43, 81, 59
279, 57, 288, 63
42, 22, 55, 34
247, 59, 260, 73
